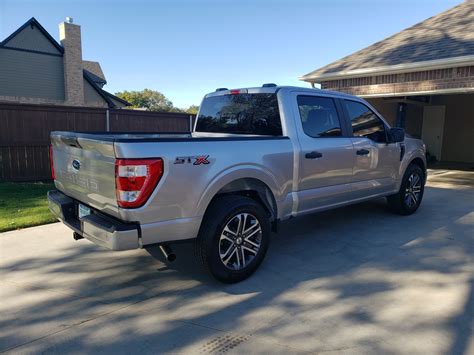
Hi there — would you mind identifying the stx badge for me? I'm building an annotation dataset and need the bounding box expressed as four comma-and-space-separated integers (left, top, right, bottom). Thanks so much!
174, 155, 210, 165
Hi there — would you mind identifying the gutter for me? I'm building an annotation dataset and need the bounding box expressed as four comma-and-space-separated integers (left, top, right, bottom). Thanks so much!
299, 55, 474, 82
358, 87, 474, 99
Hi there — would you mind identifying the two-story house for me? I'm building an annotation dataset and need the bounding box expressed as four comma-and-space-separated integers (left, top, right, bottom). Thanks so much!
0, 17, 129, 108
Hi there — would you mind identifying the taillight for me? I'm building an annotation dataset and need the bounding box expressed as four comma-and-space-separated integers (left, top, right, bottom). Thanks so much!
115, 158, 163, 208
49, 145, 55, 180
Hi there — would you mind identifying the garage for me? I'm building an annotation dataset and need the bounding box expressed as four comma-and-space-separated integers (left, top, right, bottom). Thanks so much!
300, 1, 474, 165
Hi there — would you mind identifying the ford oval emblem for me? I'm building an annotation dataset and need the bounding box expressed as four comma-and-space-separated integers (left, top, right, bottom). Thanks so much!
72, 159, 81, 171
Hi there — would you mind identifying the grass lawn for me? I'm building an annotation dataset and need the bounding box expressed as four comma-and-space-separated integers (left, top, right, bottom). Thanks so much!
0, 182, 57, 233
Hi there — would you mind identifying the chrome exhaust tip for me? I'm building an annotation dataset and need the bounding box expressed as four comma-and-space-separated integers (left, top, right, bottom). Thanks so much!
159, 245, 176, 262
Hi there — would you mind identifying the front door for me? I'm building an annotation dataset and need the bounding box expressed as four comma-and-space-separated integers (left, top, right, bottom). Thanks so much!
422, 105, 445, 161
294, 94, 354, 213
342, 99, 400, 198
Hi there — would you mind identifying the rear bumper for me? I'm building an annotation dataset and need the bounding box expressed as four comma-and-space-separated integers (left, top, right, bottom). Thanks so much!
48, 190, 139, 251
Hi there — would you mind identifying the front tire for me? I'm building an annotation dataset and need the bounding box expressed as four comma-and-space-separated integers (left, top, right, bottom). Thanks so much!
194, 195, 270, 283
388, 164, 425, 215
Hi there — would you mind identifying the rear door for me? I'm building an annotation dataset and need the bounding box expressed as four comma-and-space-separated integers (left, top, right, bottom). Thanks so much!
292, 93, 354, 213
342, 99, 399, 198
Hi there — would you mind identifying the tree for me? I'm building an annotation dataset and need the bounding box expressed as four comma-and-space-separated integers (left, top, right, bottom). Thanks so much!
115, 89, 174, 112
186, 105, 199, 114
115, 89, 199, 114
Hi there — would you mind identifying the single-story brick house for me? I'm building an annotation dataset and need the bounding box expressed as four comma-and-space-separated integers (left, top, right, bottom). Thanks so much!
0, 17, 129, 108
300, 1, 473, 164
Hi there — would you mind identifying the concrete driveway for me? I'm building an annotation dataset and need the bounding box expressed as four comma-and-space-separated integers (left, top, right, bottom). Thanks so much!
1, 170, 473, 354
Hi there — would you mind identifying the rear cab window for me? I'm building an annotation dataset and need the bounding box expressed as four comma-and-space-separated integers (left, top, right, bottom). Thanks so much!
196, 93, 282, 136
297, 95, 343, 137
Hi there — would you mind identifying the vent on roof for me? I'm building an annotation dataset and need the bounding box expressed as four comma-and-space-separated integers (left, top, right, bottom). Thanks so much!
262, 83, 277, 87
215, 88, 228, 92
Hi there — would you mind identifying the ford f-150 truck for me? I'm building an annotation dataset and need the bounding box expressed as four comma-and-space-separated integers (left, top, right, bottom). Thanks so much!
48, 85, 426, 283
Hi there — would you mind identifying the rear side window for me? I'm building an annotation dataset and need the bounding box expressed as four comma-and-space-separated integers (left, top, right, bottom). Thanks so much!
196, 93, 282, 136
297, 95, 342, 137
344, 100, 386, 143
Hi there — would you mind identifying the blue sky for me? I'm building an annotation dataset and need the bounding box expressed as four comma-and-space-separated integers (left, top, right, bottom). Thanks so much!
0, 0, 463, 108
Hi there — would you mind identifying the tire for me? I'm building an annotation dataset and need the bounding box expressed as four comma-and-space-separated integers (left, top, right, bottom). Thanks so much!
387, 164, 425, 215
194, 195, 270, 283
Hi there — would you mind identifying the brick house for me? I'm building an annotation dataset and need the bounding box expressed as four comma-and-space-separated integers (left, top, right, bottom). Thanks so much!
300, 1, 473, 164
0, 17, 129, 108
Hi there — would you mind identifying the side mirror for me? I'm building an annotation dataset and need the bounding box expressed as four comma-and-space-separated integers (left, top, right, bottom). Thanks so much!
388, 127, 405, 143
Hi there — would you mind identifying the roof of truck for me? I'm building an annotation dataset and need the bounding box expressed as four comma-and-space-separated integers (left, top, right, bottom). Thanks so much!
206, 85, 357, 99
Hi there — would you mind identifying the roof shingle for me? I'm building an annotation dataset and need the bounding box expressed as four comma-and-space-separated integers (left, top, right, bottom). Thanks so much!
302, 1, 474, 79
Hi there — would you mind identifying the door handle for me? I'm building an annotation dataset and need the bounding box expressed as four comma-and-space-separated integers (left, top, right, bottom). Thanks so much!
305, 151, 323, 159
356, 149, 370, 156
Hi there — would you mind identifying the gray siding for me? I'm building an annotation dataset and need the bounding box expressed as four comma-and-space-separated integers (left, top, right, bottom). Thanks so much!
0, 49, 65, 100
84, 78, 106, 105
3, 25, 61, 54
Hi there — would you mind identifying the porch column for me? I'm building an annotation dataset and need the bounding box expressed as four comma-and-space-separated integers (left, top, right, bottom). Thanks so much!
396, 102, 407, 128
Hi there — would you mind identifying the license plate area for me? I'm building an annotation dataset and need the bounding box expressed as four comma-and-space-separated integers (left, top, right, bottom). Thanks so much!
78, 204, 91, 219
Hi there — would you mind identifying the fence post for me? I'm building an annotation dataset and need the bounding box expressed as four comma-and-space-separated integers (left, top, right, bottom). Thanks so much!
189, 115, 193, 132
106, 109, 110, 132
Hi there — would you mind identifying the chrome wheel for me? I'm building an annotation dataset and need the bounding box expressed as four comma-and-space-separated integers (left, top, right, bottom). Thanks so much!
219, 213, 262, 270
404, 172, 422, 208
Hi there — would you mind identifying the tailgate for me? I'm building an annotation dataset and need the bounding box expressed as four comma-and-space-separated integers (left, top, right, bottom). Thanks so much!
51, 132, 119, 218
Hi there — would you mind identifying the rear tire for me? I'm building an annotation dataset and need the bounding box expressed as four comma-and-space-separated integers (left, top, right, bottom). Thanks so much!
194, 195, 270, 283
387, 164, 425, 215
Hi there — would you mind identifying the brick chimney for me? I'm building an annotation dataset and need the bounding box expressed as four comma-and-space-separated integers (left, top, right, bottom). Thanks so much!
59, 17, 84, 106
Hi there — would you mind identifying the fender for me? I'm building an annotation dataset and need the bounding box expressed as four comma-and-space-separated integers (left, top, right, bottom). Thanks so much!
195, 163, 284, 219
396, 139, 427, 190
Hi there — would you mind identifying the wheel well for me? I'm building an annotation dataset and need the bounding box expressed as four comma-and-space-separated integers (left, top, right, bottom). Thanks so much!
410, 157, 426, 179
210, 178, 278, 221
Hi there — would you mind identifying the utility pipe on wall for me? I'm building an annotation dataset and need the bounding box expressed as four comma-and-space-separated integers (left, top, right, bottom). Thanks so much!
106, 109, 110, 132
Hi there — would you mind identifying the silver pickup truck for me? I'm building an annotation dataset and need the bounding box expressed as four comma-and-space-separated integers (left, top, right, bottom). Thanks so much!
48, 85, 426, 283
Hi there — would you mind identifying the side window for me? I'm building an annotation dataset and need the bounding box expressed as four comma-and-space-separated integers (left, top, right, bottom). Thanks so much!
344, 100, 386, 143
297, 96, 342, 137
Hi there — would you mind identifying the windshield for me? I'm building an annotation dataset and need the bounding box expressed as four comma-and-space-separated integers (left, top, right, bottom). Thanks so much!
195, 93, 282, 136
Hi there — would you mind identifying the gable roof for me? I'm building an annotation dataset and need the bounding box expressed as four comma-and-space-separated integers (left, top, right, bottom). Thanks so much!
83, 70, 130, 108
83, 61, 106, 81
84, 69, 107, 87
0, 17, 64, 55
301, 1, 474, 81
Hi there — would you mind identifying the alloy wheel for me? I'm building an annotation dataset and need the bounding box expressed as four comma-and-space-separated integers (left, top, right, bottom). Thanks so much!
219, 213, 262, 270
404, 172, 422, 208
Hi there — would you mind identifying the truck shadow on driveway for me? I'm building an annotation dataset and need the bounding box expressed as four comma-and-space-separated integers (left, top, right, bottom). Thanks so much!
0, 184, 473, 353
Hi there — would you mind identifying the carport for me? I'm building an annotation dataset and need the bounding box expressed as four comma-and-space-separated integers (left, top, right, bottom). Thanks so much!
300, 1, 474, 165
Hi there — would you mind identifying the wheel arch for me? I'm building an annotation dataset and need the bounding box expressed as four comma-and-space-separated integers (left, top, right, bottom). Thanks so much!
212, 177, 278, 221
197, 174, 279, 226
409, 157, 427, 180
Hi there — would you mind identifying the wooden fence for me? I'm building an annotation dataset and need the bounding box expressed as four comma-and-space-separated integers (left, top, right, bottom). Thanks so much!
0, 103, 194, 181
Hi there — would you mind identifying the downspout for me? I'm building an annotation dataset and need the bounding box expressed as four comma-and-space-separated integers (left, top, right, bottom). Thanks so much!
396, 103, 406, 128
106, 109, 110, 132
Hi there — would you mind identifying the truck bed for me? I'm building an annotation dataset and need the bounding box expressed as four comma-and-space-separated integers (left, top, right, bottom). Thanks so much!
50, 130, 293, 225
